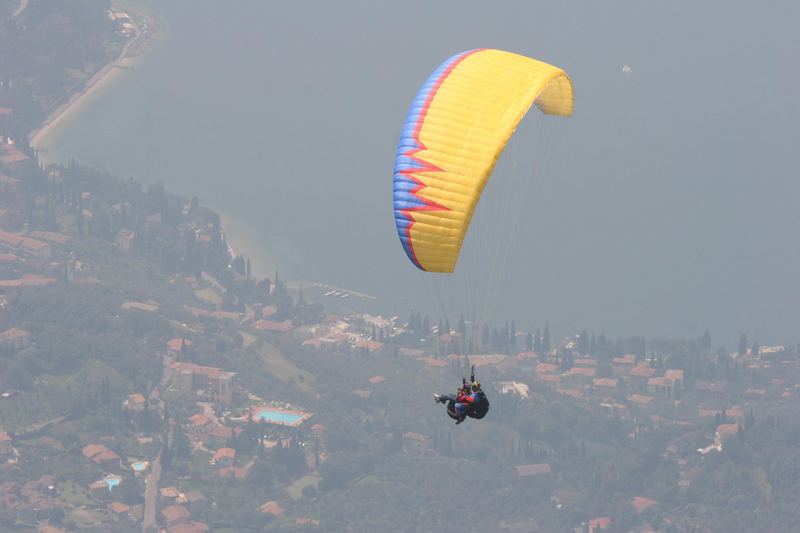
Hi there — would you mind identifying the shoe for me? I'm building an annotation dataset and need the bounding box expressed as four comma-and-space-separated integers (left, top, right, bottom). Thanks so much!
455, 417, 465, 425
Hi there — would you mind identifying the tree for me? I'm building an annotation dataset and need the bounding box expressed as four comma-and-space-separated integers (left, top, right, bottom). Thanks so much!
510, 321, 517, 349
738, 334, 748, 356
578, 329, 589, 355
702, 329, 712, 351
543, 323, 551, 353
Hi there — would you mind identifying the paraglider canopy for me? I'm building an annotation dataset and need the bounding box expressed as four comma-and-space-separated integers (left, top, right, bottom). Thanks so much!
393, 49, 574, 273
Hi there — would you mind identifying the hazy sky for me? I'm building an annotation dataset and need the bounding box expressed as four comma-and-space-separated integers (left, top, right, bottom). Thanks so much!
46, 0, 800, 344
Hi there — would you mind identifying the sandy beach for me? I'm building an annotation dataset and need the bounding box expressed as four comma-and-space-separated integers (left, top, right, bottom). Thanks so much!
29, 4, 159, 157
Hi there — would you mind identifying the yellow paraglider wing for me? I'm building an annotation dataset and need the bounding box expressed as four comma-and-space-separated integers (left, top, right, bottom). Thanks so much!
393, 49, 573, 272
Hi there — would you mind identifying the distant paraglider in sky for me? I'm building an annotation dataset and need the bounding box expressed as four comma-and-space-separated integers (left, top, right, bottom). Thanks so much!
622, 64, 634, 86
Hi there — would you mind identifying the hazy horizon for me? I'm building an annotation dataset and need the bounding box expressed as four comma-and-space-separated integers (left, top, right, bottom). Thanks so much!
37, 0, 800, 345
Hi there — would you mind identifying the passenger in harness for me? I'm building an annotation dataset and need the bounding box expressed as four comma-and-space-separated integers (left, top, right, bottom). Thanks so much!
433, 365, 490, 424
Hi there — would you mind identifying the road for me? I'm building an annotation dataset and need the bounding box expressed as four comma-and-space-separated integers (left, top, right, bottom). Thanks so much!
141, 444, 162, 533
11, 414, 68, 440
141, 353, 173, 532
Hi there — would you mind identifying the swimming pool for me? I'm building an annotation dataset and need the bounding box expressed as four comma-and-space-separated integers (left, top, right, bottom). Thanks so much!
104, 476, 121, 490
131, 461, 147, 472
255, 408, 305, 426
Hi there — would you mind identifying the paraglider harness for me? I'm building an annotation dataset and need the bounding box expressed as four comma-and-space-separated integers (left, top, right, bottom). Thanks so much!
445, 366, 489, 420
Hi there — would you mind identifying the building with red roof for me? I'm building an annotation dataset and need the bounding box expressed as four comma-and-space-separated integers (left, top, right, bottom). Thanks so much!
161, 504, 191, 526
28, 231, 70, 246
92, 449, 120, 469
168, 522, 210, 533
632, 496, 657, 513
81, 444, 107, 460
169, 361, 235, 404
0, 431, 13, 455
515, 464, 551, 478
535, 362, 559, 375
211, 447, 236, 467
0, 328, 31, 350
107, 501, 130, 516
258, 500, 285, 517
166, 338, 193, 353
253, 319, 293, 332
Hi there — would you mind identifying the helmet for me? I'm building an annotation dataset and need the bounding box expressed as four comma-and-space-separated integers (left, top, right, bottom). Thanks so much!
472, 381, 481, 391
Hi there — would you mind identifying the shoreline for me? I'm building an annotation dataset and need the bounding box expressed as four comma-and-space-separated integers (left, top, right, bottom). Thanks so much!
23, 3, 376, 305
216, 210, 276, 281
29, 3, 159, 155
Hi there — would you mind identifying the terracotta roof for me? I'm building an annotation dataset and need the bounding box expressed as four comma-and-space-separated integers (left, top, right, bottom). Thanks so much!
188, 414, 211, 427
39, 526, 68, 533
421, 357, 447, 367
0, 275, 56, 287
535, 363, 559, 374
515, 463, 551, 477
258, 500, 285, 517
716, 423, 739, 436
0, 147, 29, 164
628, 394, 653, 405
664, 369, 684, 381
212, 447, 236, 462
589, 517, 610, 531
92, 449, 120, 464
168, 522, 210, 533
632, 496, 657, 513
354, 339, 384, 351
0, 328, 30, 341
126, 393, 145, 404
694, 381, 726, 393
81, 443, 107, 459
160, 486, 181, 499
108, 501, 130, 513
219, 466, 248, 480
252, 319, 293, 332
403, 432, 430, 443
161, 504, 190, 523
567, 366, 596, 377
593, 378, 618, 388
28, 231, 70, 245
647, 377, 672, 387
166, 338, 193, 352
210, 310, 241, 321
628, 365, 656, 378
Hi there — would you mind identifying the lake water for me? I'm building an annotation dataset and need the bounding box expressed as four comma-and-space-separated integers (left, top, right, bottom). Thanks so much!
36, 0, 800, 343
